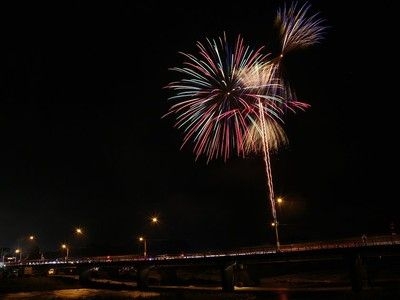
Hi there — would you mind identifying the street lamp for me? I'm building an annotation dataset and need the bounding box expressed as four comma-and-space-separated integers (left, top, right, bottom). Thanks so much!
62, 244, 69, 261
272, 197, 284, 251
139, 236, 147, 257
75, 227, 84, 245
15, 249, 22, 262
15, 235, 36, 261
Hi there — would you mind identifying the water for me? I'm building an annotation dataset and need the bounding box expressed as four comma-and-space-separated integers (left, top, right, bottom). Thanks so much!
1, 287, 400, 300
0, 289, 159, 299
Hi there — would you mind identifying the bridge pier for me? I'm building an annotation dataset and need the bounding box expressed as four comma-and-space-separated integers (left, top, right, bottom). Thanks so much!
221, 262, 235, 292
235, 263, 257, 287
351, 254, 365, 292
346, 252, 367, 292
137, 266, 152, 290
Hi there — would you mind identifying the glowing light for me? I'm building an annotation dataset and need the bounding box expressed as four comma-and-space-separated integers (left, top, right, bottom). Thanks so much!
164, 2, 326, 249
276, 1, 327, 55
164, 33, 278, 163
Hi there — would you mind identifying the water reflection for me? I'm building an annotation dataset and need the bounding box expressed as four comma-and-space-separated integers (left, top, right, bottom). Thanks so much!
1, 287, 399, 300
1, 288, 160, 299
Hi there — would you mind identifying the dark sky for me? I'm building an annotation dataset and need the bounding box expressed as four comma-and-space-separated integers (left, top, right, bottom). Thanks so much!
1, 1, 398, 254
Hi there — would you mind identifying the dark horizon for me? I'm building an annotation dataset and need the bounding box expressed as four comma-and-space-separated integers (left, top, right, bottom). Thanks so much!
1, 1, 398, 254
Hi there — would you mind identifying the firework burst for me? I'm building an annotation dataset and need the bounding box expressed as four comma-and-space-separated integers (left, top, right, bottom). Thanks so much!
164, 2, 326, 249
244, 118, 288, 154
275, 1, 326, 55
164, 33, 283, 163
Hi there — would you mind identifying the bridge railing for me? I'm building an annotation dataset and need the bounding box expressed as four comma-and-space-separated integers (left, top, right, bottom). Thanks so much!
280, 234, 400, 252
4, 235, 399, 267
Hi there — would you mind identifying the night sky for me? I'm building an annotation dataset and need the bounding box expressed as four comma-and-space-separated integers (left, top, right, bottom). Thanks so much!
1, 1, 398, 254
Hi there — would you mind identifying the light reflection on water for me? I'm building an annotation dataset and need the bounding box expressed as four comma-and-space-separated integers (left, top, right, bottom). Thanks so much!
1, 288, 161, 299
2, 287, 398, 300
0, 288, 303, 300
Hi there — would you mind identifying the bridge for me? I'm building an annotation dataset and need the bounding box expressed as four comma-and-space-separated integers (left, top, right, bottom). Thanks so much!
3, 234, 400, 292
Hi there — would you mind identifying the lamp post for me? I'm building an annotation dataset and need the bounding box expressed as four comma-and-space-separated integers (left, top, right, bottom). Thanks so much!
74, 227, 85, 256
138, 215, 160, 257
62, 244, 69, 261
15, 249, 22, 262
271, 220, 280, 251
272, 197, 283, 251
15, 235, 36, 261
139, 237, 147, 257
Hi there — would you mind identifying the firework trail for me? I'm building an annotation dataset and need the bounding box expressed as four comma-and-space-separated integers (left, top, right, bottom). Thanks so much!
240, 60, 311, 248
247, 1, 326, 248
164, 2, 326, 249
